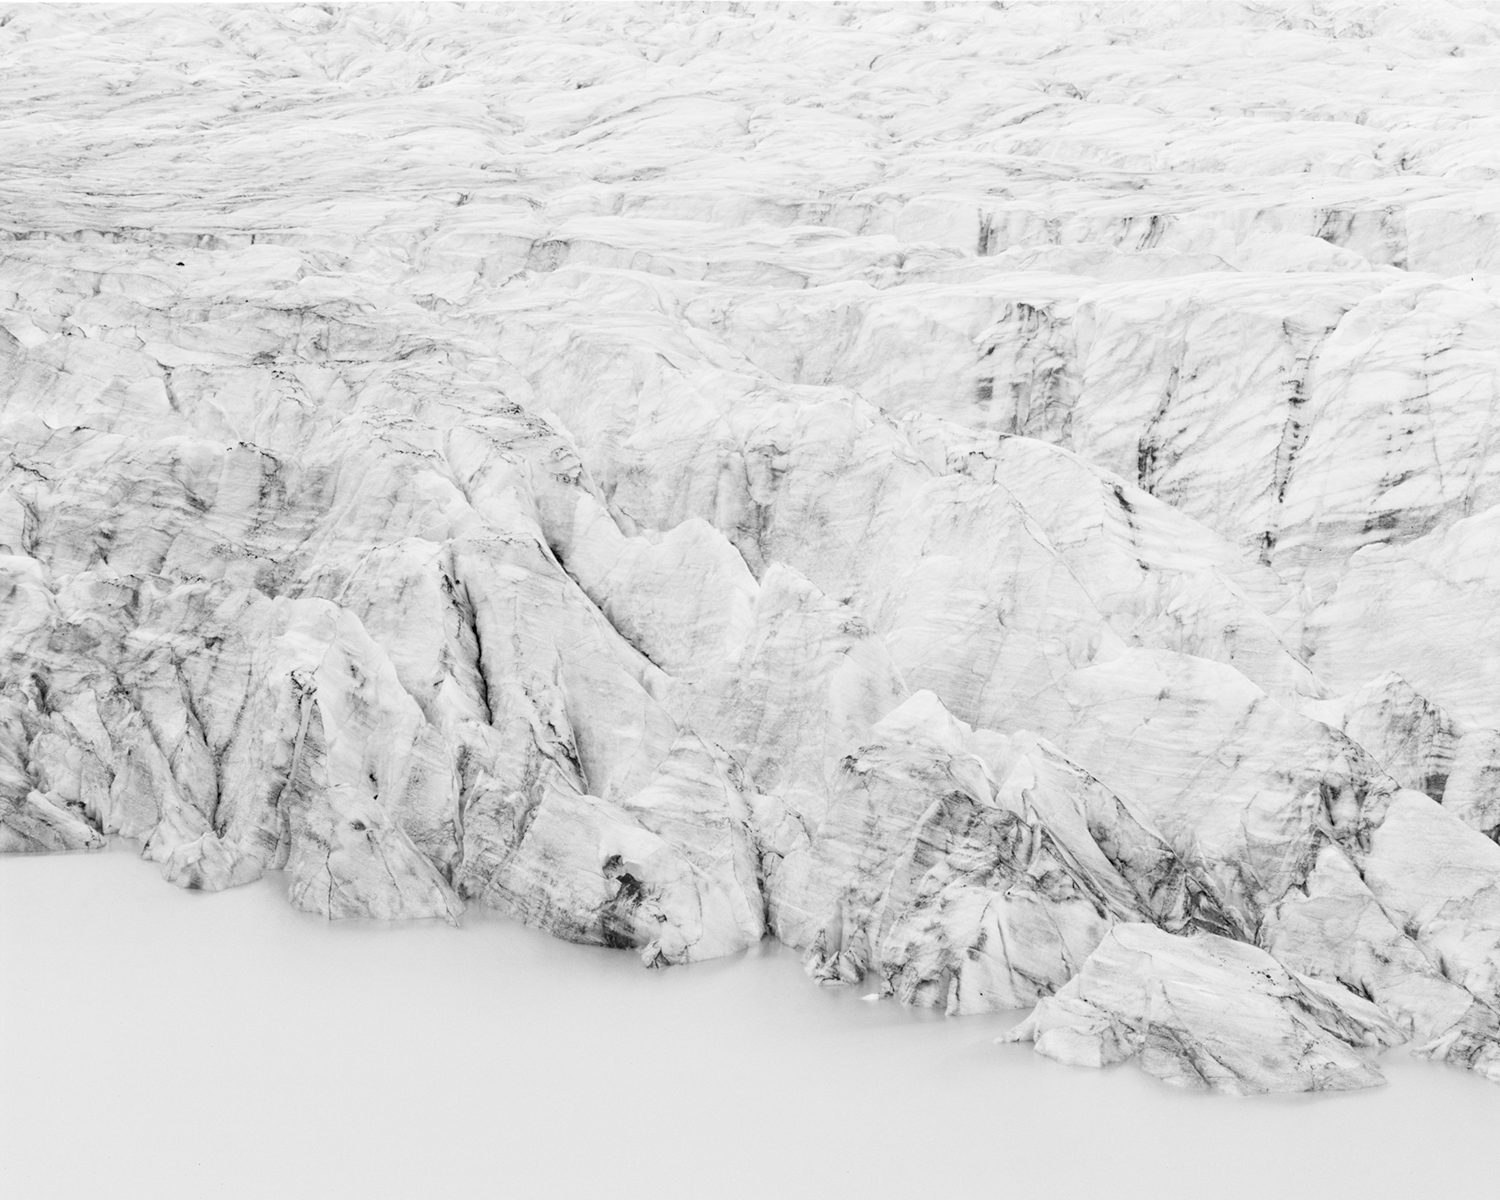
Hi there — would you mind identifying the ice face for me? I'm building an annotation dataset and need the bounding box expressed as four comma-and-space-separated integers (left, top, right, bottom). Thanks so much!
3, 2, 1500, 1096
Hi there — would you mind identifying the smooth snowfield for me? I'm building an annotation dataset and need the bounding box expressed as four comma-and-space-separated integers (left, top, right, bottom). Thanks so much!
3, 845, 1500, 1200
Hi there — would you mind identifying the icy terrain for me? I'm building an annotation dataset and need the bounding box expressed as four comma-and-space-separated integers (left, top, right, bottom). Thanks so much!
3, 1, 1500, 1096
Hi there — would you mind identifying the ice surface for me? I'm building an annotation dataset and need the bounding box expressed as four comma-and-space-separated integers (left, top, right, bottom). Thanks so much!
3, 0, 1500, 1105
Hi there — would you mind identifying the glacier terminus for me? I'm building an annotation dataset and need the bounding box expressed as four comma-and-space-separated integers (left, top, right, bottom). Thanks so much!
3, 1, 1500, 1100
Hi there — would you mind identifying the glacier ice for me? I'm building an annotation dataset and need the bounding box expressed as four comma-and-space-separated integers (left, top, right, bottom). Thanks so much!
2, 1, 1500, 1094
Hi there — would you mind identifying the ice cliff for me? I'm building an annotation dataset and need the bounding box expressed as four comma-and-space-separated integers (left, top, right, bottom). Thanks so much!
3, 1, 1500, 1095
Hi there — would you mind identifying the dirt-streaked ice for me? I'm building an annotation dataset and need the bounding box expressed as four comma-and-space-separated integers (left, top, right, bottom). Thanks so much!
3, 2, 1499, 1095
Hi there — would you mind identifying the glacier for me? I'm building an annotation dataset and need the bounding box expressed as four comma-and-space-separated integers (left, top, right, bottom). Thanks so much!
2, 1, 1500, 1096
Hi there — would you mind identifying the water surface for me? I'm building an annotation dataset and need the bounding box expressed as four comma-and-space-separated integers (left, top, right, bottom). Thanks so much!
3, 844, 1495, 1199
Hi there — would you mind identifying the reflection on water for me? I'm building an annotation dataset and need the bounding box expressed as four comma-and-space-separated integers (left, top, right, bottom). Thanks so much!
3, 841, 1497, 1200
